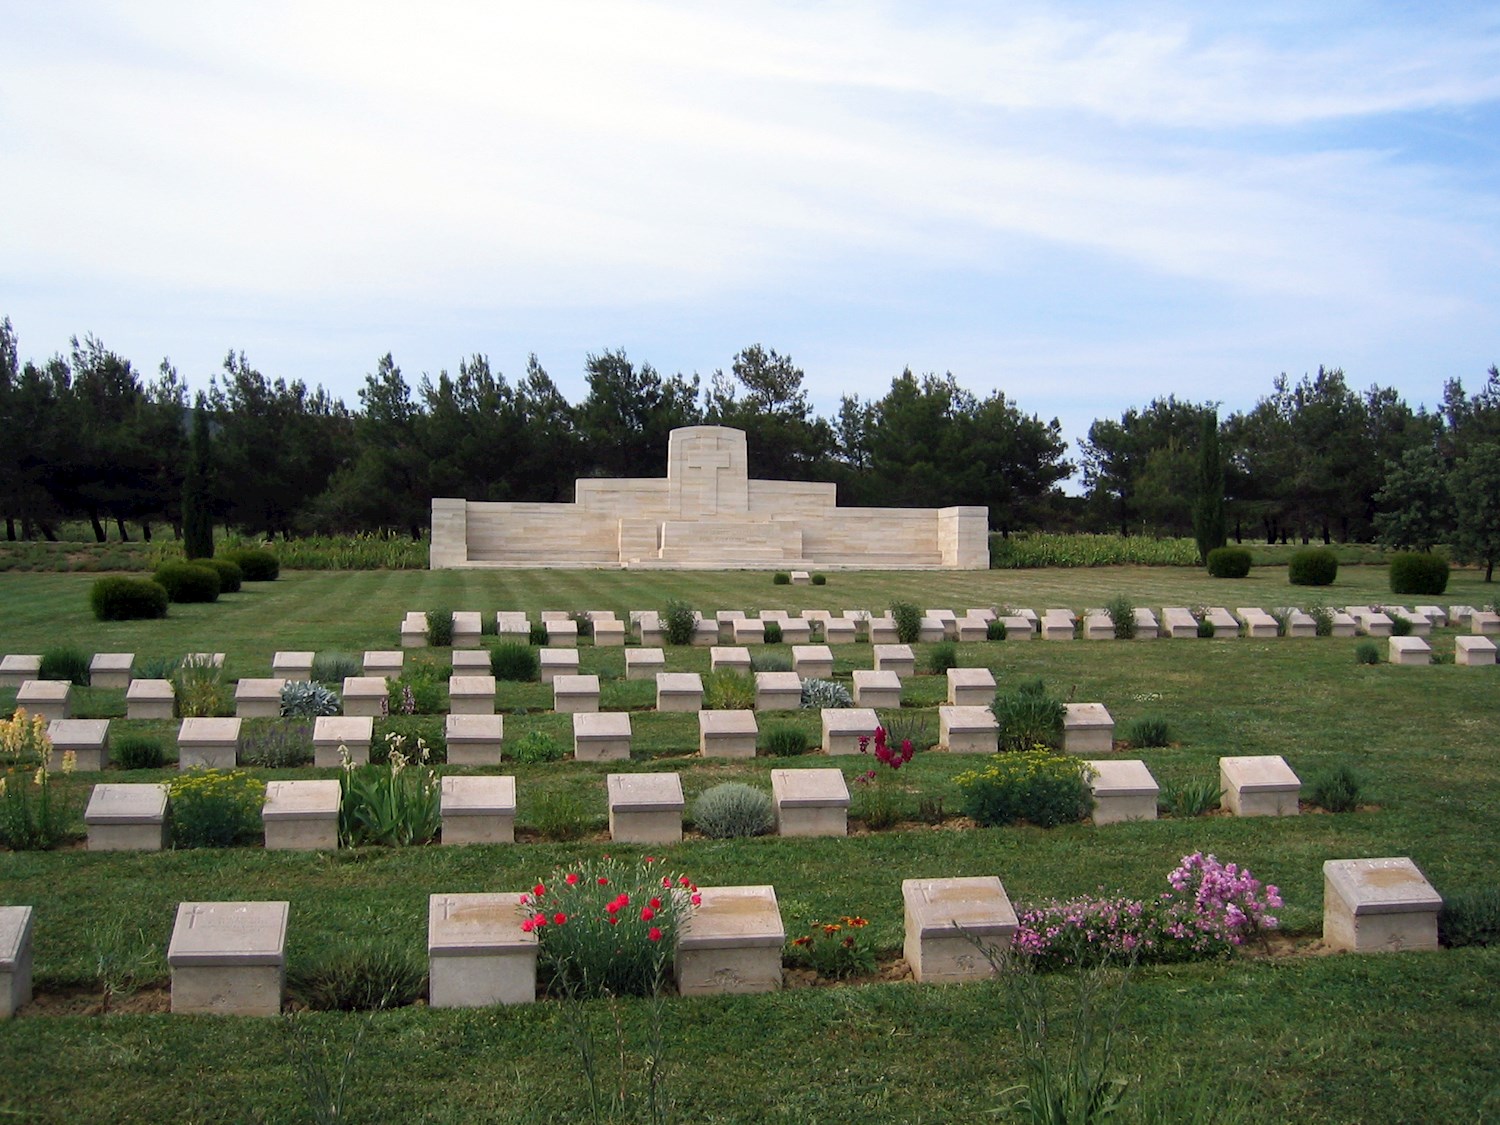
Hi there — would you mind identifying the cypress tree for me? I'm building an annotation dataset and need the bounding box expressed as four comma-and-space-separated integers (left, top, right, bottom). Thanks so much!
181, 394, 215, 559
1193, 408, 1227, 565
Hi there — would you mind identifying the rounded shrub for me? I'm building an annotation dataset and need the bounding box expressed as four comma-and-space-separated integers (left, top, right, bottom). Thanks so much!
1288, 548, 1338, 587
662, 600, 696, 646
153, 561, 221, 604
811, 573, 827, 586
39, 645, 91, 686
490, 641, 540, 682
90, 576, 169, 621
1206, 547, 1252, 579
890, 601, 922, 644
222, 547, 279, 581
1126, 715, 1171, 748
986, 618, 1007, 641
763, 620, 783, 645
692, 782, 775, 839
425, 608, 455, 647
956, 749, 1093, 828
1389, 551, 1449, 596
773, 572, 791, 585
800, 678, 852, 709
280, 680, 340, 718
992, 679, 1065, 752
201, 556, 243, 593
1355, 641, 1381, 665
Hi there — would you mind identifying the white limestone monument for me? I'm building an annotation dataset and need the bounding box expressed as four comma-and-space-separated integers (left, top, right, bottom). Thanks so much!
431, 425, 987, 569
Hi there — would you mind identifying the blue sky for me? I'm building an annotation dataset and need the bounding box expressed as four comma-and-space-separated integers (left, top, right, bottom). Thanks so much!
3, 1, 1498, 482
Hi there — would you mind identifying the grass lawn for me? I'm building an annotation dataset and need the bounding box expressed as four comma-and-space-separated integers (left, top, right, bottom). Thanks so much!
1, 566, 1497, 1123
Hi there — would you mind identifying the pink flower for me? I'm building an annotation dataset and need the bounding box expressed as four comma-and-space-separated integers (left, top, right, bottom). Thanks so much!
520, 918, 535, 933
662, 876, 673, 889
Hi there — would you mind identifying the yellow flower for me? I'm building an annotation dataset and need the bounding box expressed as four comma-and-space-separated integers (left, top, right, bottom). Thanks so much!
0, 775, 7, 796
61, 750, 77, 775
33, 766, 46, 786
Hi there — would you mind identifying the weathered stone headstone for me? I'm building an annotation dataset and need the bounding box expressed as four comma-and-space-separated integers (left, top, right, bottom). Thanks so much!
427, 893, 536, 1006
168, 901, 288, 1016
607, 772, 684, 843
1322, 858, 1441, 953
676, 885, 785, 996
902, 876, 1016, 984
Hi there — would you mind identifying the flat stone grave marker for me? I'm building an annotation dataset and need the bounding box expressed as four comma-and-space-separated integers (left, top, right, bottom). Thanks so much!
1323, 858, 1442, 953
1085, 759, 1159, 824
1063, 703, 1114, 755
342, 676, 388, 717
1455, 635, 1497, 666
1279, 608, 1317, 637
451, 611, 483, 648
1132, 608, 1159, 639
676, 885, 786, 996
495, 612, 530, 638
1449, 604, 1476, 626
540, 611, 572, 623
1220, 754, 1300, 816
177, 717, 241, 770
168, 901, 288, 1016
1041, 610, 1075, 640
16, 679, 69, 721
823, 618, 858, 645
538, 648, 579, 684
954, 616, 988, 642
927, 609, 957, 640
871, 644, 914, 677
401, 611, 427, 647
903, 876, 1017, 984
0, 906, 34, 1018
1330, 611, 1357, 637
1388, 636, 1432, 665
607, 772, 684, 843
776, 618, 813, 644
1388, 608, 1432, 636
821, 707, 879, 755
574, 711, 632, 762
792, 645, 834, 680
1357, 609, 1393, 637
440, 775, 516, 845
771, 767, 849, 836
754, 671, 802, 711
234, 678, 285, 719
1415, 605, 1448, 627
126, 678, 175, 720
1235, 608, 1279, 638
363, 650, 404, 679
0, 655, 41, 689
46, 718, 109, 771
999, 614, 1033, 641
1082, 613, 1114, 640
593, 619, 627, 647
542, 619, 578, 647
939, 706, 998, 754
852, 669, 901, 708
313, 715, 374, 768
445, 714, 504, 765
690, 618, 719, 646
451, 650, 491, 672
946, 667, 996, 706
262, 780, 341, 851
1206, 607, 1239, 635
656, 672, 704, 712
917, 616, 946, 644
635, 611, 664, 646
867, 615, 899, 644
626, 648, 666, 681
1161, 607, 1198, 638
551, 674, 599, 714
428, 893, 536, 1007
86, 782, 169, 851
716, 610, 746, 643
1472, 611, 1500, 636
790, 571, 811, 585
89, 652, 134, 690
271, 651, 314, 681
450, 674, 498, 715
699, 710, 758, 758
731, 618, 766, 645
711, 646, 752, 673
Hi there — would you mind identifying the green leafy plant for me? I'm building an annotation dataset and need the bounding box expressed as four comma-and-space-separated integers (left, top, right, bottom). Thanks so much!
1289, 548, 1338, 586
1438, 888, 1500, 948
800, 678, 852, 708
663, 599, 696, 646
0, 709, 78, 850
692, 782, 774, 839
925, 641, 959, 674
222, 546, 279, 581
1125, 715, 1171, 748
987, 618, 1007, 640
112, 733, 166, 770
703, 669, 755, 711
511, 729, 566, 764
1355, 641, 1381, 665
957, 748, 1093, 828
762, 725, 809, 756
90, 576, 169, 621
339, 733, 440, 846
490, 641, 540, 682
1158, 778, 1223, 818
750, 652, 792, 672
311, 652, 361, 684
172, 659, 230, 717
529, 620, 550, 646
1206, 547, 1252, 579
1269, 608, 1291, 637
287, 934, 427, 1011
773, 571, 791, 585
528, 788, 589, 840
1389, 551, 1449, 595
387, 665, 443, 715
993, 679, 1066, 752
763, 620, 783, 644
167, 768, 266, 848
785, 912, 876, 980
1105, 595, 1137, 639
240, 721, 314, 768
153, 561, 221, 603
1306, 604, 1335, 636
1195, 614, 1216, 638
202, 557, 243, 594
424, 608, 455, 647
890, 600, 922, 644
1389, 613, 1413, 637
1308, 762, 1365, 813
811, 573, 827, 586
281, 680, 340, 718
133, 654, 180, 680
39, 645, 91, 686
856, 724, 913, 829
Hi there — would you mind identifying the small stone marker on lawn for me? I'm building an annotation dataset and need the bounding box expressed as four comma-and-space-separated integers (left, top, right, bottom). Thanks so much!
445, 714, 504, 766
1082, 613, 1113, 640
1387, 636, 1432, 666
89, 652, 134, 690
655, 672, 704, 712
551, 674, 599, 715
946, 667, 996, 706
1062, 703, 1114, 755
125, 679, 174, 720
676, 885, 786, 996
313, 715, 374, 767
636, 611, 665, 647
451, 612, 483, 648
342, 676, 389, 718
168, 901, 288, 1016
1220, 754, 1300, 817
261, 780, 341, 851
771, 768, 849, 837
271, 651, 314, 681
954, 616, 988, 642
0, 906, 34, 1018
867, 615, 899, 644
754, 671, 803, 711
852, 669, 901, 709
400, 612, 427, 647
792, 645, 834, 680
16, 680, 69, 722
711, 646, 752, 674
451, 650, 490, 672
778, 617, 813, 644
1329, 611, 1358, 637
1236, 608, 1279, 638
790, 570, 811, 585
1206, 607, 1239, 635
625, 648, 665, 680
427, 893, 536, 1007
902, 876, 1017, 984
1041, 610, 1075, 640
86, 783, 169, 851
574, 711, 632, 762
1471, 611, 1500, 636
495, 612, 530, 639
939, 706, 998, 754
538, 648, 579, 685
927, 609, 957, 640
716, 609, 745, 642
1355, 608, 1393, 637
1161, 608, 1198, 639
1132, 608, 1159, 639
689, 618, 719, 645
999, 614, 1033, 641
918, 616, 946, 644
699, 710, 758, 758
46, 719, 109, 771
363, 650, 404, 679
607, 772, 684, 843
1416, 605, 1448, 627
1455, 635, 1497, 666
234, 678, 285, 719
544, 618, 579, 647
822, 707, 879, 755
177, 717, 241, 770
0, 655, 40, 689
823, 617, 857, 644
731, 617, 766, 645
440, 775, 516, 844
450, 674, 498, 715
1085, 759, 1159, 824
593, 618, 627, 647
871, 644, 915, 678
1279, 609, 1317, 638
1322, 858, 1442, 953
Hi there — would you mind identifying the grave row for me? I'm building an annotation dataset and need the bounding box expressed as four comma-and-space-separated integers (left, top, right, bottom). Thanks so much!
0, 854, 1444, 1018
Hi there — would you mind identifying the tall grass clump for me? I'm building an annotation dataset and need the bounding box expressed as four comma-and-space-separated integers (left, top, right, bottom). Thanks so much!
311, 652, 361, 684
993, 679, 1065, 752
490, 642, 540, 682
40, 645, 91, 686
1104, 595, 1136, 639
703, 669, 756, 710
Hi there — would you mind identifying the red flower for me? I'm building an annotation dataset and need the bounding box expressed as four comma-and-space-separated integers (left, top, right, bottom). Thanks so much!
640, 906, 655, 921
901, 739, 914, 762
565, 873, 579, 885
690, 893, 702, 906
533, 883, 546, 897
614, 893, 630, 907
532, 913, 548, 928
597, 877, 610, 886
679, 877, 691, 887
644, 855, 656, 863
842, 937, 855, 948
608, 915, 620, 925
553, 912, 567, 925
606, 901, 621, 915
661, 876, 673, 889
647, 927, 663, 942
520, 918, 535, 933
649, 897, 662, 909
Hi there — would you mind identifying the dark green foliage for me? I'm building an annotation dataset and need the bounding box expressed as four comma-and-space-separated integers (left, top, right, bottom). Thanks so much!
1158, 778, 1223, 818
1126, 715, 1171, 747
222, 547, 279, 581
510, 730, 565, 764
811, 573, 827, 585
890, 600, 922, 644
1355, 641, 1381, 665
310, 651, 360, 683
1438, 889, 1500, 948
663, 599, 696, 646
201, 557, 242, 593
1105, 595, 1137, 639
39, 645, 90, 685
288, 938, 426, 1011
388, 666, 444, 715
153, 561, 221, 603
1309, 762, 1365, 813
240, 721, 314, 768
424, 608, 455, 647
181, 397, 216, 561
1307, 604, 1335, 636
490, 641, 539, 682
1206, 546, 1252, 578
763, 620, 783, 645
992, 679, 1065, 752
925, 641, 959, 675
692, 782, 775, 839
1389, 614, 1412, 637
1193, 408, 1227, 564
958, 749, 1092, 828
987, 618, 1007, 640
375, 716, 446, 763
528, 620, 549, 646
111, 734, 165, 770
1389, 552, 1449, 595
773, 571, 791, 585
1288, 548, 1338, 586
762, 725, 809, 756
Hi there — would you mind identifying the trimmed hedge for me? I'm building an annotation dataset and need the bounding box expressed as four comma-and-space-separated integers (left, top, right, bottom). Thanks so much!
1389, 552, 1449, 596
222, 547, 279, 581
203, 556, 243, 593
1288, 548, 1338, 587
90, 576, 169, 621
1206, 546, 1252, 578
154, 561, 221, 603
